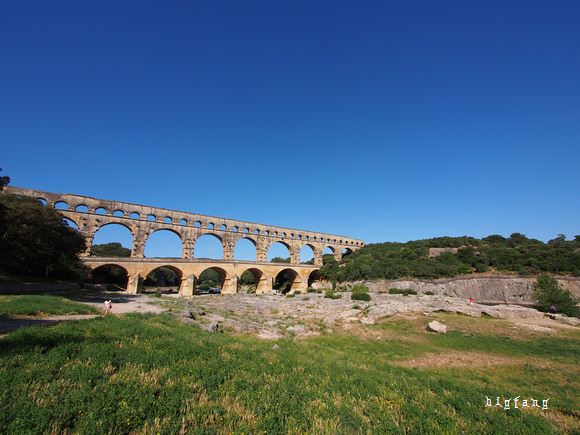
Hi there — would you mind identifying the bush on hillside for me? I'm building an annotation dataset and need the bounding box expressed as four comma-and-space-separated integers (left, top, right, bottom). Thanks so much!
533, 274, 579, 318
351, 284, 371, 301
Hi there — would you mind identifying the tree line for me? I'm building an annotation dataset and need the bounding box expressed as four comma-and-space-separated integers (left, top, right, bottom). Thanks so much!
320, 233, 580, 282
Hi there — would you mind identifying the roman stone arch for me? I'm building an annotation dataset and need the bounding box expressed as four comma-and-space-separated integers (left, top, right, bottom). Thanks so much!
194, 233, 224, 260
144, 265, 183, 289
234, 237, 258, 261
198, 266, 229, 293
144, 228, 184, 258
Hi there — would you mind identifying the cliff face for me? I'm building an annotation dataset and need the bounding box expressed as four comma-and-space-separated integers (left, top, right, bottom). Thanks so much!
316, 276, 580, 305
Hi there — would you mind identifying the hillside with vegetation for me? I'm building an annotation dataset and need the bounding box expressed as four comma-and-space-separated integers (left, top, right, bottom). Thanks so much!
320, 233, 580, 282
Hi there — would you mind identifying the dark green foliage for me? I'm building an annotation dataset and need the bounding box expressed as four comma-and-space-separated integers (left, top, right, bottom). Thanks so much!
351, 293, 371, 301
240, 270, 256, 285
324, 290, 341, 299
90, 242, 131, 257
533, 274, 579, 318
88, 265, 127, 286
389, 288, 417, 296
144, 267, 180, 287
319, 234, 580, 282
351, 284, 371, 301
0, 194, 86, 279
0, 168, 9, 192
198, 269, 221, 290
269, 256, 290, 263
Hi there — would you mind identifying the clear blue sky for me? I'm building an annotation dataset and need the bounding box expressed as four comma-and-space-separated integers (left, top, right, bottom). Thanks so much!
2, 1, 579, 259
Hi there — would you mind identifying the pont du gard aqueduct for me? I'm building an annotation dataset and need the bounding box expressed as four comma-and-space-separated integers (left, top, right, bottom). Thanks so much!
5, 187, 364, 295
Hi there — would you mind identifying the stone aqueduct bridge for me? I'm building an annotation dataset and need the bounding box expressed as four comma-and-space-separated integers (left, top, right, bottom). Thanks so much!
5, 187, 365, 294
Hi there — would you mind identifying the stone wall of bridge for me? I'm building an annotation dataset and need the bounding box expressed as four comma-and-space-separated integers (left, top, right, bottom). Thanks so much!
84, 258, 320, 295
5, 186, 364, 265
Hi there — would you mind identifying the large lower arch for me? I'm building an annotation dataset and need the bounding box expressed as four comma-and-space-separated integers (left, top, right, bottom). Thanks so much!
238, 267, 274, 294
273, 268, 299, 294
144, 265, 182, 291
200, 266, 234, 294
86, 264, 129, 291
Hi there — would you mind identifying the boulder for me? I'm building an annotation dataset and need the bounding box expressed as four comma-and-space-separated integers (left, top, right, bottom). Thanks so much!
427, 320, 447, 333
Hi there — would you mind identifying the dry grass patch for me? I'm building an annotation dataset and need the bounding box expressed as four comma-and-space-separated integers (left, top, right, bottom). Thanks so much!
397, 350, 525, 368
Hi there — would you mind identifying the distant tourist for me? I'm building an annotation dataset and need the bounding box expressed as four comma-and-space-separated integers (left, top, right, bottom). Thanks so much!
469, 297, 473, 305
550, 304, 556, 313
104, 299, 112, 315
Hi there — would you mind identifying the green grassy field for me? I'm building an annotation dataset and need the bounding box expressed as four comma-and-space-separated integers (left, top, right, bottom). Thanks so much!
0, 299, 578, 434
0, 294, 99, 318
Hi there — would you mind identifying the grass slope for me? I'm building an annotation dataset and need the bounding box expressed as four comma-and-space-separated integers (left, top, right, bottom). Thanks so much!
0, 310, 578, 434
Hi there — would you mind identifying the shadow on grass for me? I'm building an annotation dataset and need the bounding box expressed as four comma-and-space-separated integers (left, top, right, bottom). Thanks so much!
0, 324, 86, 355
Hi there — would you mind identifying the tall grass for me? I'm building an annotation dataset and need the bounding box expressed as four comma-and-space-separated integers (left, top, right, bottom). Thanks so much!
0, 313, 577, 434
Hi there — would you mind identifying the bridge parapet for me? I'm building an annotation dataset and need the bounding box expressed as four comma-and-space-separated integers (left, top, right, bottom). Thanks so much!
5, 186, 365, 265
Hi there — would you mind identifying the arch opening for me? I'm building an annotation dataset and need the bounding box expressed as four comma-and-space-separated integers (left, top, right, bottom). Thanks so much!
300, 245, 315, 264
267, 241, 291, 263
144, 266, 181, 293
91, 223, 133, 256
194, 234, 223, 260
234, 238, 257, 261
144, 229, 183, 258
76, 205, 89, 212
239, 268, 262, 294
55, 201, 69, 210
274, 268, 298, 294
86, 264, 128, 291
197, 267, 226, 294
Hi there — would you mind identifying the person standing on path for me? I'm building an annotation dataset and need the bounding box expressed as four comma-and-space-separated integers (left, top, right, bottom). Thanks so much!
104, 299, 112, 315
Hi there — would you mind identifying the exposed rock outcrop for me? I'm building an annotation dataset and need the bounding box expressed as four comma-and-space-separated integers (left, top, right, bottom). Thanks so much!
314, 276, 580, 305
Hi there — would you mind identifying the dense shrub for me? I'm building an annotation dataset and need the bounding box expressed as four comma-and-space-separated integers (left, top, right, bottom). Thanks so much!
351, 292, 371, 301
533, 274, 579, 317
324, 290, 341, 299
351, 284, 371, 301
388, 288, 417, 296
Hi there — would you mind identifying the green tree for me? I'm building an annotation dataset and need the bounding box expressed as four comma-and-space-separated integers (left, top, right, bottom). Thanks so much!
90, 242, 131, 257
269, 257, 290, 263
0, 169, 9, 192
0, 194, 86, 279
533, 274, 579, 317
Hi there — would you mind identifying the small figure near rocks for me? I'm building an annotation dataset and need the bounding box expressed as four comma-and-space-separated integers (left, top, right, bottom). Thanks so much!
550, 304, 556, 313
469, 297, 474, 305
104, 299, 112, 315
208, 321, 221, 333
427, 320, 447, 334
